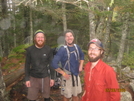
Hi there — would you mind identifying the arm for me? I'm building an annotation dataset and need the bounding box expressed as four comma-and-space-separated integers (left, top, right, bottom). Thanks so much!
79, 60, 84, 72
106, 67, 121, 101
55, 68, 70, 79
77, 45, 84, 72
48, 48, 55, 80
25, 48, 31, 87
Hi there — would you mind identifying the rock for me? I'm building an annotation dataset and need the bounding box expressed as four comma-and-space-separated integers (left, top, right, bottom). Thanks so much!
120, 91, 132, 101
122, 66, 130, 73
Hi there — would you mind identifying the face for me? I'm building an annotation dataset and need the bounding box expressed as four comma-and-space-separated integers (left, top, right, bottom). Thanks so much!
34, 33, 46, 48
65, 32, 74, 46
88, 43, 103, 62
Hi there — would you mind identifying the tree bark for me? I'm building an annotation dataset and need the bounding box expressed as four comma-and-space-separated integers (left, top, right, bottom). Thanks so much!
87, 2, 96, 40
104, 8, 113, 57
4, 68, 24, 87
29, 0, 33, 44
0, 37, 3, 57
12, 1, 16, 47
62, 3, 67, 31
0, 63, 8, 101
116, 13, 129, 67
88, 11, 96, 40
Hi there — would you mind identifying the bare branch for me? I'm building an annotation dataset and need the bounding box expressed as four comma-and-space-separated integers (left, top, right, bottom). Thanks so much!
16, 0, 26, 6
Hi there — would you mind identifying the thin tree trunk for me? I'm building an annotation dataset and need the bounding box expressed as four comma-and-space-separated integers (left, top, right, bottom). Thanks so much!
0, 64, 8, 101
30, 0, 33, 44
62, 3, 67, 31
116, 13, 129, 67
0, 37, 3, 57
88, 3, 96, 40
96, 17, 105, 39
13, 1, 16, 47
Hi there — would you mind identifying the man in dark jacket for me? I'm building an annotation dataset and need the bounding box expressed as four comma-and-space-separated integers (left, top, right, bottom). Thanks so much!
25, 30, 55, 101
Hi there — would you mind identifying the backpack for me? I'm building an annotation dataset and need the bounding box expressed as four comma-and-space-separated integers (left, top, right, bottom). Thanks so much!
52, 44, 79, 89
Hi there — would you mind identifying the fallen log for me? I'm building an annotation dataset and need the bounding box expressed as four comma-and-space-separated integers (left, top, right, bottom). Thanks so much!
3, 68, 25, 89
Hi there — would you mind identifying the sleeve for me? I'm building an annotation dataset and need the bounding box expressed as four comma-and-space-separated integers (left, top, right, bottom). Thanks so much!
51, 47, 64, 69
25, 48, 31, 81
105, 67, 121, 101
48, 48, 55, 80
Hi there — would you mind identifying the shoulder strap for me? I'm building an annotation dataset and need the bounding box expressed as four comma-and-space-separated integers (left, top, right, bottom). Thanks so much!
64, 45, 70, 60
63, 45, 70, 71
74, 44, 80, 61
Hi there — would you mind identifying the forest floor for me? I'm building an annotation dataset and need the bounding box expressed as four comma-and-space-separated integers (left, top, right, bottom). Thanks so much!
1, 57, 83, 101
9, 77, 63, 101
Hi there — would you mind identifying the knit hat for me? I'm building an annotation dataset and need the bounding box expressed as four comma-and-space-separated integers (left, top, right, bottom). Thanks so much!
34, 29, 45, 36
88, 38, 103, 49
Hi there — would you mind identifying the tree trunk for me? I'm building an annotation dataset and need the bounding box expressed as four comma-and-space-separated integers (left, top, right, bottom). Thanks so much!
96, 17, 105, 39
116, 13, 129, 67
0, 64, 8, 101
88, 4, 96, 40
1, 0, 7, 17
62, 3, 67, 31
30, 0, 33, 44
0, 37, 3, 57
104, 9, 113, 58
4, 68, 24, 87
13, 1, 16, 47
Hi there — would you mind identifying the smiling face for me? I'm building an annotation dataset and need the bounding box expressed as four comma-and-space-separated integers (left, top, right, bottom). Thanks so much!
34, 33, 46, 48
88, 43, 104, 62
65, 32, 74, 46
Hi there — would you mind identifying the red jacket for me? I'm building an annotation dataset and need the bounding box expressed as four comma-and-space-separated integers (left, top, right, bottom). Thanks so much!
81, 60, 120, 101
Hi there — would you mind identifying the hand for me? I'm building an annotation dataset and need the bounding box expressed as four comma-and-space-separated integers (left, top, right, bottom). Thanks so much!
79, 67, 83, 72
25, 81, 31, 87
63, 73, 70, 80
50, 79, 55, 87
79, 65, 83, 72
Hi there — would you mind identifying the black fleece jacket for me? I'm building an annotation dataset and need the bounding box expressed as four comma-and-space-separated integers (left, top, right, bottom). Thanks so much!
25, 45, 55, 81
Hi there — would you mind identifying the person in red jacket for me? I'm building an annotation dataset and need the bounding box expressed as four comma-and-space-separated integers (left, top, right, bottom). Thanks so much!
81, 38, 120, 101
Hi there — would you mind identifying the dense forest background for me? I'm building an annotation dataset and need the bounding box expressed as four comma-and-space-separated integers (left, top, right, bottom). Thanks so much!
0, 0, 134, 100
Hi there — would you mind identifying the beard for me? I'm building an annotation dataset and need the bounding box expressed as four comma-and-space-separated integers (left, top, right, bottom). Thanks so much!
34, 40, 45, 48
68, 43, 73, 45
89, 53, 102, 62
66, 41, 74, 45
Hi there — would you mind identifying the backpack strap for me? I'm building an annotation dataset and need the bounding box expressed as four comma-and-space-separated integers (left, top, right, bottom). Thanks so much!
74, 44, 80, 61
63, 45, 71, 71
63, 44, 80, 71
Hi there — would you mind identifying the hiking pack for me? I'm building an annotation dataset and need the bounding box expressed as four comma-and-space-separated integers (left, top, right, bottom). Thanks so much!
52, 44, 80, 89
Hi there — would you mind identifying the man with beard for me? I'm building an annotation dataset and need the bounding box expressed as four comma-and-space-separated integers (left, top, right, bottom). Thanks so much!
25, 30, 55, 101
51, 29, 84, 101
81, 38, 120, 101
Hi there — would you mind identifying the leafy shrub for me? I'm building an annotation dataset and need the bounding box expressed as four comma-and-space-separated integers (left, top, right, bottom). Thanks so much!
122, 51, 134, 69
8, 44, 30, 58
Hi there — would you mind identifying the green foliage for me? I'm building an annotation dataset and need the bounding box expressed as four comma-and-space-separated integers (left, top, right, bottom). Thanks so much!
122, 51, 134, 69
2, 44, 30, 70
8, 44, 30, 58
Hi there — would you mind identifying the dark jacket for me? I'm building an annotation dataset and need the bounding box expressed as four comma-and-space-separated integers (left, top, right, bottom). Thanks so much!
25, 45, 55, 81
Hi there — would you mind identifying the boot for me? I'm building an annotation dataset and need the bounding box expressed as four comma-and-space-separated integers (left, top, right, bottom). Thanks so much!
44, 98, 50, 101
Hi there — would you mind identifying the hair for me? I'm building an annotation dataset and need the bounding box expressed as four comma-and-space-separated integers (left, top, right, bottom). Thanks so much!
63, 29, 75, 45
63, 29, 74, 37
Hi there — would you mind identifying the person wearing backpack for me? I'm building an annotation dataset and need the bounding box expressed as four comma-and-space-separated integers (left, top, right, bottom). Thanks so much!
51, 29, 84, 101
